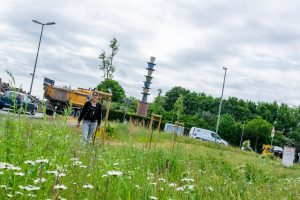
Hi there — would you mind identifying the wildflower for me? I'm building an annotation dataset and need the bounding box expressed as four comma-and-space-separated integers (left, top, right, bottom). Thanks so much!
24, 160, 35, 165
54, 184, 68, 190
181, 178, 194, 183
0, 185, 7, 189
102, 174, 108, 178
107, 170, 123, 176
159, 178, 166, 182
46, 170, 58, 174
113, 162, 119, 166
169, 183, 177, 187
58, 197, 66, 200
58, 173, 66, 177
149, 196, 158, 200
185, 185, 194, 190
150, 182, 157, 186
35, 159, 49, 164
14, 172, 25, 176
15, 191, 23, 195
73, 161, 82, 166
33, 178, 47, 184
208, 186, 214, 192
83, 184, 94, 189
80, 165, 87, 168
176, 187, 185, 191
7, 194, 13, 198
134, 185, 141, 189
19, 185, 40, 191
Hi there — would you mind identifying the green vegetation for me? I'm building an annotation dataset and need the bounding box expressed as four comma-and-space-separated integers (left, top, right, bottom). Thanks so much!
0, 116, 300, 199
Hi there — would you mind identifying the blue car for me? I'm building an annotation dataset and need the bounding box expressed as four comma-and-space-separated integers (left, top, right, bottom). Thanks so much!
0, 91, 38, 115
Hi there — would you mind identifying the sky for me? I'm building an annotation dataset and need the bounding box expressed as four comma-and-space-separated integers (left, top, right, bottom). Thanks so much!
1, 0, 300, 106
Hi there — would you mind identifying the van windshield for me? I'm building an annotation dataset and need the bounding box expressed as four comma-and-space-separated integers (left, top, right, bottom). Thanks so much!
211, 132, 221, 140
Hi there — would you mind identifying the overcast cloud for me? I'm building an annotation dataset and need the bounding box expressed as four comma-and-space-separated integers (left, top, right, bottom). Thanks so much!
1, 0, 300, 105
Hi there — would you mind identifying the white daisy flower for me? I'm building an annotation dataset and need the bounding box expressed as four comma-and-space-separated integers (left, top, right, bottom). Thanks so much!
159, 178, 166, 182
54, 184, 68, 190
24, 160, 35, 165
149, 196, 158, 200
14, 172, 25, 176
83, 184, 94, 189
176, 187, 185, 191
169, 183, 176, 187
181, 178, 194, 183
7, 194, 13, 198
15, 191, 23, 195
107, 170, 123, 176
35, 159, 49, 164
33, 178, 46, 184
0, 185, 7, 189
19, 185, 40, 191
102, 174, 108, 178
80, 165, 87, 168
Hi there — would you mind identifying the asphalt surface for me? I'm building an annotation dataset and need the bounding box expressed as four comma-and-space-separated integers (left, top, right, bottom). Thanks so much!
0, 109, 44, 119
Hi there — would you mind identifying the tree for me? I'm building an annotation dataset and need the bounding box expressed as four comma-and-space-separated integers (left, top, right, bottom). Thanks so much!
164, 86, 190, 111
96, 79, 125, 103
174, 95, 184, 121
245, 116, 272, 152
99, 38, 119, 80
218, 114, 242, 146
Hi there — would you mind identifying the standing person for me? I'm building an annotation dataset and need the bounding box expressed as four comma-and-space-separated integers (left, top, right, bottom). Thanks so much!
77, 91, 102, 142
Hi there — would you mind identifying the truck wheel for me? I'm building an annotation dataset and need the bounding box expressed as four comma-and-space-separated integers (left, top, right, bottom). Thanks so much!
70, 108, 76, 117
75, 110, 81, 118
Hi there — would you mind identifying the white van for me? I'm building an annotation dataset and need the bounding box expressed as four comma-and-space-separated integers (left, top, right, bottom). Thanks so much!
164, 123, 184, 135
189, 127, 228, 145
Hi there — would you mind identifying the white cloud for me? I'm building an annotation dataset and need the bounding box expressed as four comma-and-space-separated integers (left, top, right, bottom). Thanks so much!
1, 0, 300, 106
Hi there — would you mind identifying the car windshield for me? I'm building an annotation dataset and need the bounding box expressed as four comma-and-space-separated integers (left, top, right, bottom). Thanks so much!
4, 91, 17, 97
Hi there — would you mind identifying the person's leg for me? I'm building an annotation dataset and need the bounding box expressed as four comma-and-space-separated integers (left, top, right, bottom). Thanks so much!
82, 121, 89, 141
87, 122, 97, 141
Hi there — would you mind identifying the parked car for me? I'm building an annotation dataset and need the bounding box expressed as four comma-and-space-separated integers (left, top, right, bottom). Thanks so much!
0, 91, 38, 115
273, 146, 283, 158
189, 127, 229, 145
164, 123, 185, 135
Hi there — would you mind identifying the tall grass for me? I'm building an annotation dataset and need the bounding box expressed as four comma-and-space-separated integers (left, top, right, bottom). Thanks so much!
0, 117, 299, 199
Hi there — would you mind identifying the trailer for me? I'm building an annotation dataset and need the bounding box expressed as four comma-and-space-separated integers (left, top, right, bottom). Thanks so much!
44, 84, 92, 117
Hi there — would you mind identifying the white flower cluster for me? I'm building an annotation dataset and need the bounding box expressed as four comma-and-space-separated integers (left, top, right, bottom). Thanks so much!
107, 170, 123, 177
83, 184, 94, 189
24, 158, 49, 166
54, 184, 68, 190
19, 185, 41, 191
0, 162, 21, 171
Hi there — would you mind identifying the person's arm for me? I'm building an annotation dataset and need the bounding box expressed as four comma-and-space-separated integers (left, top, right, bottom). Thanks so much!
97, 103, 102, 126
78, 102, 89, 124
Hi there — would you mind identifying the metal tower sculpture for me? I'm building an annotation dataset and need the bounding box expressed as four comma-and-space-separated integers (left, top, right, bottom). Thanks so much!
137, 56, 156, 117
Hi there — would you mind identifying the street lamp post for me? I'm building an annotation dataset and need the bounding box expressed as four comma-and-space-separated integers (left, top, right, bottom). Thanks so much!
29, 20, 55, 95
215, 67, 228, 143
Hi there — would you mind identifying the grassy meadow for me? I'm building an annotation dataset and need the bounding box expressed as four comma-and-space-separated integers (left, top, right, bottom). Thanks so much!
0, 115, 300, 200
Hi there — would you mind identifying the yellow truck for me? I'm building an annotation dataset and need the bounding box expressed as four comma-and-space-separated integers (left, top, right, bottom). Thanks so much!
44, 84, 93, 117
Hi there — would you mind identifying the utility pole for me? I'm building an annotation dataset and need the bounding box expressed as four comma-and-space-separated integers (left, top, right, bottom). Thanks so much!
215, 67, 227, 143
29, 20, 55, 95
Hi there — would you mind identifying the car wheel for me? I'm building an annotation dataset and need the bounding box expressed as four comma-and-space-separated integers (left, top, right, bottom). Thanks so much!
31, 108, 36, 115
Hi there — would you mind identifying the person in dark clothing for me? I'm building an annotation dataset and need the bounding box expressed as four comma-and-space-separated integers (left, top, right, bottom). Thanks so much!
77, 91, 102, 142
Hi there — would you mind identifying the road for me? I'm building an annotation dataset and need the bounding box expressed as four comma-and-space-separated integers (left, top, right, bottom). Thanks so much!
0, 109, 44, 119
